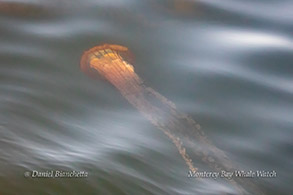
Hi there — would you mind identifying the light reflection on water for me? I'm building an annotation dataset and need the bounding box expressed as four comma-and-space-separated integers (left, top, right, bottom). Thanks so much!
0, 0, 292, 194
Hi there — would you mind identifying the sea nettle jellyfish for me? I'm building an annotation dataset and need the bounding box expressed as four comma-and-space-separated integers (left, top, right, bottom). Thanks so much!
80, 44, 264, 195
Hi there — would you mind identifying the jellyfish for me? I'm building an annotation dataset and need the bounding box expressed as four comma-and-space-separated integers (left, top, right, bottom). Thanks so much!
80, 44, 264, 195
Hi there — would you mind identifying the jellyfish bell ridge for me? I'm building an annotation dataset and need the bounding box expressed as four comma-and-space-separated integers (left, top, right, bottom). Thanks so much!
80, 44, 135, 79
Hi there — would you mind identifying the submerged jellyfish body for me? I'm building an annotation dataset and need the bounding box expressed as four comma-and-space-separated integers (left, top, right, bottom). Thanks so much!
80, 44, 264, 195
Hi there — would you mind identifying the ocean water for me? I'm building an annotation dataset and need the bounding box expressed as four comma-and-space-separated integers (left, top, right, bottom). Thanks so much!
0, 0, 292, 194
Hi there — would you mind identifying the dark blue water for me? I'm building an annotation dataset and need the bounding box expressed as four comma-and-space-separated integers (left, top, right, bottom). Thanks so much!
0, 0, 292, 194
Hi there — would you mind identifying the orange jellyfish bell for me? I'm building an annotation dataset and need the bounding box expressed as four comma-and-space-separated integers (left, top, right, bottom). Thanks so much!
80, 44, 135, 79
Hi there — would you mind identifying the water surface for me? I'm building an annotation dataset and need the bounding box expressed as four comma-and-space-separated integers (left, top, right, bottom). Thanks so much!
0, 0, 292, 194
